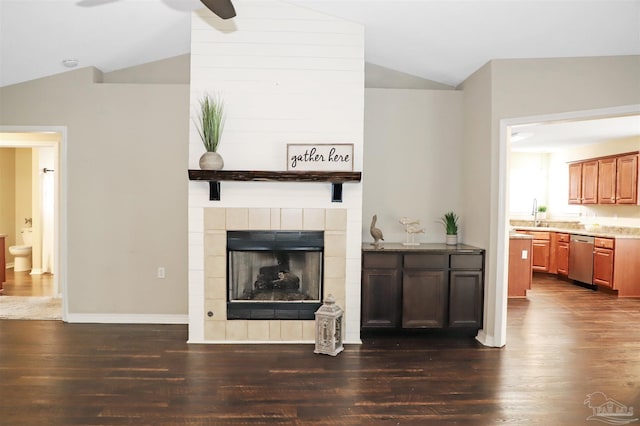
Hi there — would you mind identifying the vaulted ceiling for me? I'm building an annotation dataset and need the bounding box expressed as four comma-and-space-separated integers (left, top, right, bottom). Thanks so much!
1, 0, 639, 149
1, 0, 638, 88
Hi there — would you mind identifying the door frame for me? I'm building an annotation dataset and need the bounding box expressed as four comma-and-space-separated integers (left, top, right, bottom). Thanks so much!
0, 125, 68, 321
496, 104, 640, 347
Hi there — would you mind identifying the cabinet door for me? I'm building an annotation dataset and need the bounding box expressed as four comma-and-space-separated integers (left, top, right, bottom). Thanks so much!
616, 154, 638, 204
531, 240, 550, 272
568, 162, 583, 204
361, 268, 401, 328
593, 248, 614, 288
557, 242, 569, 276
402, 270, 446, 328
581, 160, 599, 204
598, 157, 617, 204
508, 238, 532, 297
449, 271, 483, 328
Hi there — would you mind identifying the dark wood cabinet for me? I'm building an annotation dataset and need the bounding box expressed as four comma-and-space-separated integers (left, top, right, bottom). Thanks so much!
362, 245, 484, 331
402, 270, 446, 328
361, 254, 401, 329
449, 270, 483, 328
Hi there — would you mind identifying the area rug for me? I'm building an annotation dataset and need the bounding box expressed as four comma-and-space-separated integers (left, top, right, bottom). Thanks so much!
0, 296, 62, 320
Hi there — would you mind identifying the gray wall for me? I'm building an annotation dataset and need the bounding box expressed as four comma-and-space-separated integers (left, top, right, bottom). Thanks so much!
0, 66, 189, 318
363, 88, 463, 243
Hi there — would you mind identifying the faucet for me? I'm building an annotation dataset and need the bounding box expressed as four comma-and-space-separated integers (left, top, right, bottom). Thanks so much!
532, 199, 540, 227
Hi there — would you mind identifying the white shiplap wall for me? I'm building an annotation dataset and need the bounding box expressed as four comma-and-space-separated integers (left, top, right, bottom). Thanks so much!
188, 0, 364, 343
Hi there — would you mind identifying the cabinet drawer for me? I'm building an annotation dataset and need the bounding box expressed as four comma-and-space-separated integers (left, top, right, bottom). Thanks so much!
403, 254, 448, 269
528, 231, 550, 240
451, 254, 483, 270
557, 233, 570, 242
595, 238, 615, 249
363, 253, 399, 269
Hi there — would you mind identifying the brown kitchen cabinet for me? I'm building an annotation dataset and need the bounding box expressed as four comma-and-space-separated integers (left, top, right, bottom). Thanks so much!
556, 233, 570, 276
569, 160, 598, 204
569, 152, 639, 205
616, 154, 638, 204
593, 237, 615, 288
568, 162, 583, 204
0, 235, 5, 293
508, 236, 533, 297
598, 157, 617, 204
531, 240, 550, 272
517, 231, 551, 272
361, 244, 484, 331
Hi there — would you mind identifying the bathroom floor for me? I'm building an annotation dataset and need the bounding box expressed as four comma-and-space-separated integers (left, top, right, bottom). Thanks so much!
2, 269, 54, 297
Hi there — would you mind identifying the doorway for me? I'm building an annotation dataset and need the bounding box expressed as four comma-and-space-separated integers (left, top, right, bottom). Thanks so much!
496, 105, 640, 346
0, 127, 67, 321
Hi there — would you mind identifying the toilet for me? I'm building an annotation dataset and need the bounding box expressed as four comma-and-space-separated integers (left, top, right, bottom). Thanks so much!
9, 228, 33, 272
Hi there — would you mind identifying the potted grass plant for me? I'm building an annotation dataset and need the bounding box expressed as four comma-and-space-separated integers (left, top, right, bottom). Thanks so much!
196, 94, 226, 170
537, 205, 547, 220
440, 211, 459, 245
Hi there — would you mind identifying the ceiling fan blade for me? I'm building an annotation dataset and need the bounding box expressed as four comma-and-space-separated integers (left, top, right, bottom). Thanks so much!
200, 0, 236, 19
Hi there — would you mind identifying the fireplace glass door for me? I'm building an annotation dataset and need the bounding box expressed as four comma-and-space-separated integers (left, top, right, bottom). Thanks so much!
227, 231, 323, 319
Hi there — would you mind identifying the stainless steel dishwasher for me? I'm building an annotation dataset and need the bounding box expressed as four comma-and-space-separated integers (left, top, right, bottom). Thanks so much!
568, 234, 595, 285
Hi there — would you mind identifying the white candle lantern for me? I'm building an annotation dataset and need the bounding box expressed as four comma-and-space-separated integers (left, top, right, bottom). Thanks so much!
314, 294, 344, 356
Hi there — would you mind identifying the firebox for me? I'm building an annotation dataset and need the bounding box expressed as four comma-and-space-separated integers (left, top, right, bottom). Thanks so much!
227, 230, 324, 320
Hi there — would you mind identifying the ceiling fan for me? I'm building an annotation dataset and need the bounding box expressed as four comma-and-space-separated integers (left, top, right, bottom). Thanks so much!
77, 0, 236, 20
201, 0, 236, 19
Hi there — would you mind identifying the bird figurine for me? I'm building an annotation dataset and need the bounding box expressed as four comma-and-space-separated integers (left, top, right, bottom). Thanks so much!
370, 214, 384, 248
407, 225, 425, 234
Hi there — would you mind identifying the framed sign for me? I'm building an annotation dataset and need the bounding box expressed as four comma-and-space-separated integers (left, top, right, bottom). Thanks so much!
287, 144, 354, 171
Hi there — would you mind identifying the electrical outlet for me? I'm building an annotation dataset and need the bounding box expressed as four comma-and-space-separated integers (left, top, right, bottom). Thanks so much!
157, 267, 166, 279
521, 250, 528, 260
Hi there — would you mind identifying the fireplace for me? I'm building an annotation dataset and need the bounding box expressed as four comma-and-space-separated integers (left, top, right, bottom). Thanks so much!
227, 230, 324, 320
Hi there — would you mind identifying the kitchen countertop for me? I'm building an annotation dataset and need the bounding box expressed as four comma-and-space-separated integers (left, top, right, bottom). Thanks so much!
509, 232, 534, 239
363, 242, 484, 253
512, 226, 640, 239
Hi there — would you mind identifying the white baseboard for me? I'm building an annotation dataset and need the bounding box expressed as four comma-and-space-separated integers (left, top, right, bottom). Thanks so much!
65, 313, 188, 324
476, 330, 504, 347
30, 268, 43, 275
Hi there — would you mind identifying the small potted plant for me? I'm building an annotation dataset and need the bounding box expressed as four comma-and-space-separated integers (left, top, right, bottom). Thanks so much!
537, 205, 547, 220
195, 93, 226, 170
440, 211, 459, 245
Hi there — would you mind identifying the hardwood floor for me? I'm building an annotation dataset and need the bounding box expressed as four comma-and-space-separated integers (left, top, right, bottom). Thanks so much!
1, 274, 639, 425
2, 269, 55, 296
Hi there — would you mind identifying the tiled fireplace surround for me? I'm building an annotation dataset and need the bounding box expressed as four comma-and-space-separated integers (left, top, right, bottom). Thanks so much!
200, 207, 349, 343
